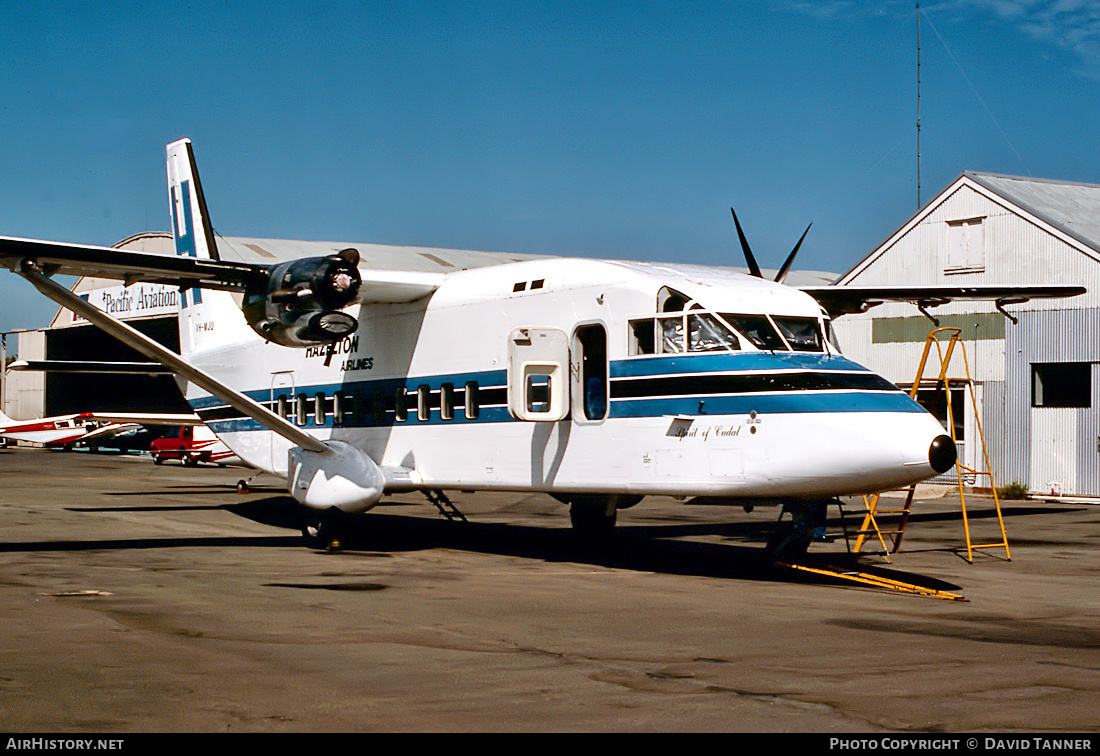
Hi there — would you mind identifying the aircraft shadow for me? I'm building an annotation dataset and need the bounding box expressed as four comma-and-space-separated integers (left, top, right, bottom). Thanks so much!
0, 494, 988, 593
227, 496, 965, 593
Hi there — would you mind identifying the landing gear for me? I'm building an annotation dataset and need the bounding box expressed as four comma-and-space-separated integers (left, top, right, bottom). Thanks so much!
766, 499, 832, 561
559, 494, 642, 542
569, 497, 617, 540
301, 509, 345, 551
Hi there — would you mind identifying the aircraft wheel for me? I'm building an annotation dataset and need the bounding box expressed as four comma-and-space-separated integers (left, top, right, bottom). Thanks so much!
568, 496, 617, 541
301, 509, 344, 551
765, 500, 829, 561
152, 454, 163, 465
182, 454, 197, 467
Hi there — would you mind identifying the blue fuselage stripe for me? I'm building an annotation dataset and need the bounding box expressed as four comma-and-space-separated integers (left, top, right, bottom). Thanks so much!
192, 354, 925, 434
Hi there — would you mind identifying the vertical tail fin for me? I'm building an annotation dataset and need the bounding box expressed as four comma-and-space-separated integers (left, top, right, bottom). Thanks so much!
166, 139, 219, 262
166, 139, 245, 355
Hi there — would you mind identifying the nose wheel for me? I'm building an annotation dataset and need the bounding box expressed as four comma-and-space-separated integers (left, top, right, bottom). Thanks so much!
766, 499, 832, 560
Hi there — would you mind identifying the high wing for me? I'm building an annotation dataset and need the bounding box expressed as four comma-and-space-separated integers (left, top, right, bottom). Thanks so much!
0, 235, 443, 303
802, 284, 1088, 318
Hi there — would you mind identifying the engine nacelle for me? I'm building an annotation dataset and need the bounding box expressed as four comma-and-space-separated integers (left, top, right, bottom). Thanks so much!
242, 247, 362, 347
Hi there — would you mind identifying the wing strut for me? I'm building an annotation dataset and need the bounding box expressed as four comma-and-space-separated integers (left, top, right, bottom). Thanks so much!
14, 259, 328, 454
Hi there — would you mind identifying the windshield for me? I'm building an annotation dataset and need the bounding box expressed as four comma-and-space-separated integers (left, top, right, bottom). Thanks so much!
635, 311, 827, 355
772, 316, 824, 352
720, 314, 787, 351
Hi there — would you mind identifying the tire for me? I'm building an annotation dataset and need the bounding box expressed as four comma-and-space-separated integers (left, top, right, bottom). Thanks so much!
152, 454, 163, 465
301, 510, 344, 551
568, 496, 617, 542
182, 454, 197, 467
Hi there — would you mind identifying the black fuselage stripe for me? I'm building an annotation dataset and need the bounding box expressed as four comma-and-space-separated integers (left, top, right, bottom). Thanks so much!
609, 371, 900, 399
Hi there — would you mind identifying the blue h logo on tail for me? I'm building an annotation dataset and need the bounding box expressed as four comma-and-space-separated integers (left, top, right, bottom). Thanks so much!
170, 179, 202, 307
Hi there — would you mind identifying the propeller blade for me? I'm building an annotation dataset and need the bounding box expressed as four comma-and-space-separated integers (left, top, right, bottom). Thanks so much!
774, 222, 812, 284
730, 208, 763, 279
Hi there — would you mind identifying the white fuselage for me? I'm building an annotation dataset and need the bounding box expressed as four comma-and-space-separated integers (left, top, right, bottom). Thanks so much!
182, 258, 950, 504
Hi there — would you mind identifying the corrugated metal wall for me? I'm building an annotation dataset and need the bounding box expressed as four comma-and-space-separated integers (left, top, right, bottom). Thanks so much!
1004, 308, 1100, 496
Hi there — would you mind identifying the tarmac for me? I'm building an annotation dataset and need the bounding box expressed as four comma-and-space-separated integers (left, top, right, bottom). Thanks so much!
1, 445, 1099, 733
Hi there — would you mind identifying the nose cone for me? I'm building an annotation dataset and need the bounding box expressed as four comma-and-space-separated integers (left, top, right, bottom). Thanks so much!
929, 435, 957, 474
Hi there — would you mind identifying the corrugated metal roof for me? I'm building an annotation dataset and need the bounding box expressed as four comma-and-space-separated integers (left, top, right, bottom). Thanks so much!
965, 172, 1100, 255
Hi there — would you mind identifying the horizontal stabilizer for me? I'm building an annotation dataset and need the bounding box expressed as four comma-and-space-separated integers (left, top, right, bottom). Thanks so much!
8, 360, 173, 375
75, 412, 202, 426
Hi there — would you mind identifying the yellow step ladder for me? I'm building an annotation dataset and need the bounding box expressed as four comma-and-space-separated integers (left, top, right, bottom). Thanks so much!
851, 327, 1010, 563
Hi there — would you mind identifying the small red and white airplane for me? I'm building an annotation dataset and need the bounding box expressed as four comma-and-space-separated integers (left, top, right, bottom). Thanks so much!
0, 408, 199, 447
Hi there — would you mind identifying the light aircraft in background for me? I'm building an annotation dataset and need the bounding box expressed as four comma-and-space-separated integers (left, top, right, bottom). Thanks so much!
0, 140, 1084, 555
0, 407, 198, 448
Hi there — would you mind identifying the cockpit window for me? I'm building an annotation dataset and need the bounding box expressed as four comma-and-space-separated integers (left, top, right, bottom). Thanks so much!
688, 313, 740, 352
658, 315, 685, 353
720, 314, 787, 351
772, 316, 824, 352
633, 310, 826, 355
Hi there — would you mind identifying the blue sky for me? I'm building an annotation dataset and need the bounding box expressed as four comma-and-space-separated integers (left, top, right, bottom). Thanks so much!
2, 0, 1099, 333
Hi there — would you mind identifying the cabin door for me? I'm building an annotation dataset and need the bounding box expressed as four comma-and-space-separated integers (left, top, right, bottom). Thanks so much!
269, 370, 295, 472
507, 327, 570, 422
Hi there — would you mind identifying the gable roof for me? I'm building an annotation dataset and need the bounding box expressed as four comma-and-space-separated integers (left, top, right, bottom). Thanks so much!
965, 172, 1100, 255
837, 171, 1100, 285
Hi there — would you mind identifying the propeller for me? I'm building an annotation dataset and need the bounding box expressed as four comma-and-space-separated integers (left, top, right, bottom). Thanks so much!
730, 207, 812, 284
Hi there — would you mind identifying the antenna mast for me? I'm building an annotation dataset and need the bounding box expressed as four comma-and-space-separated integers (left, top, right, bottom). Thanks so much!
916, 1, 922, 209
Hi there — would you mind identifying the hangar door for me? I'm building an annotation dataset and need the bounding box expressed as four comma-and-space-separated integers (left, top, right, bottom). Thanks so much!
1028, 362, 1099, 497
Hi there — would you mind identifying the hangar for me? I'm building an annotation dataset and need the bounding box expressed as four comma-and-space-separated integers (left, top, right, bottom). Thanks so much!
2, 232, 188, 421
832, 172, 1100, 499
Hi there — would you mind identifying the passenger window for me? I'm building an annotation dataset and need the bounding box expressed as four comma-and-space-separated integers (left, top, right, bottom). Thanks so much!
352, 389, 366, 425
277, 395, 289, 419
314, 392, 326, 425
333, 392, 345, 425
371, 388, 387, 424
526, 374, 552, 413
440, 383, 454, 421
417, 385, 431, 422
394, 388, 407, 422
296, 394, 308, 426
465, 381, 479, 420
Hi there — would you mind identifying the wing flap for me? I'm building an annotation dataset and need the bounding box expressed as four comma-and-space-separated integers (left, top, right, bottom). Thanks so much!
803, 284, 1087, 317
